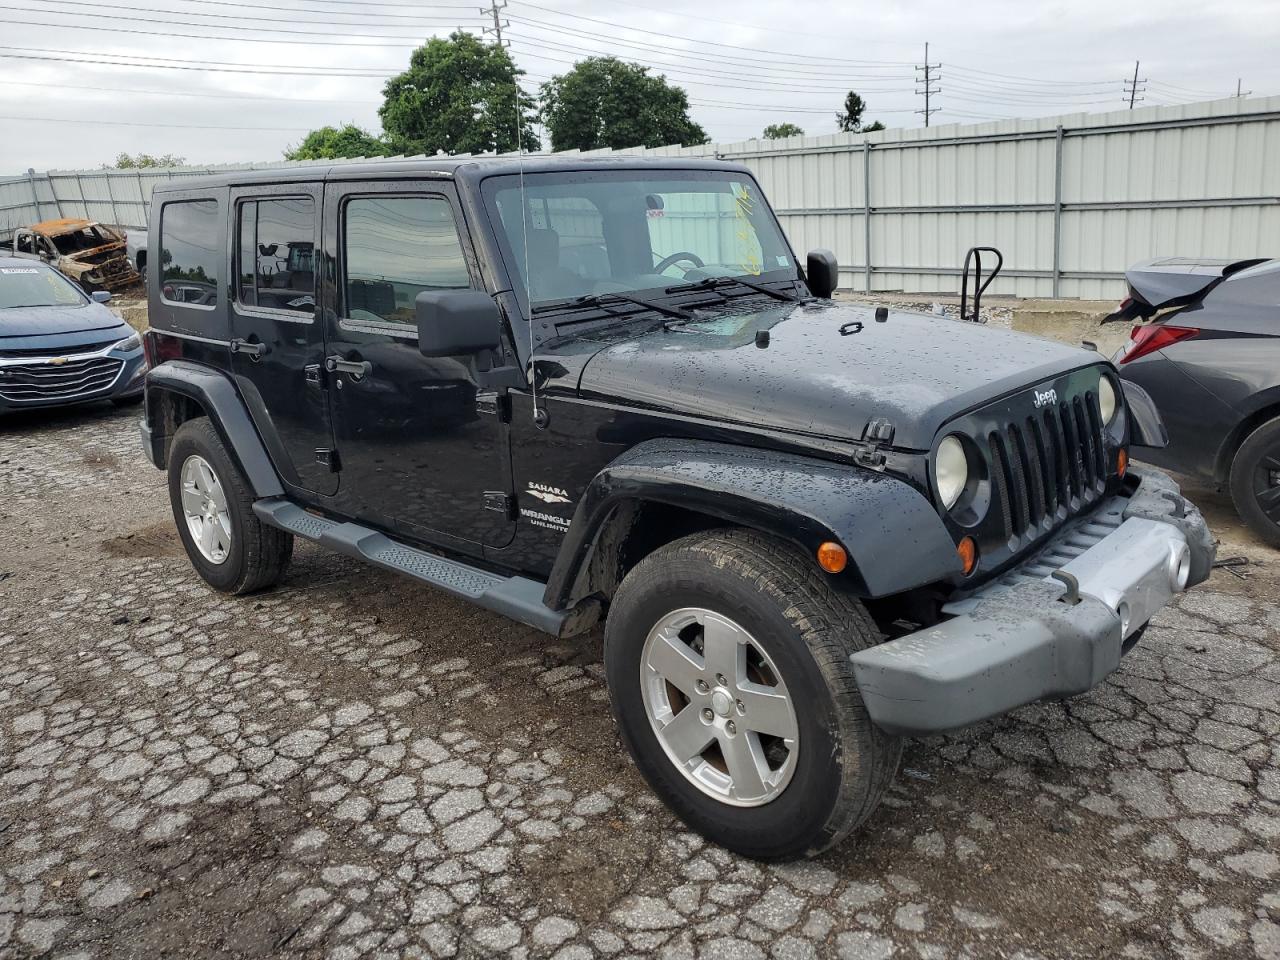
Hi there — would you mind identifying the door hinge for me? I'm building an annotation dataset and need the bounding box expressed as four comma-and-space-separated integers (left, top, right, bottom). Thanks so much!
315, 448, 340, 472
476, 391, 511, 422
483, 491, 516, 518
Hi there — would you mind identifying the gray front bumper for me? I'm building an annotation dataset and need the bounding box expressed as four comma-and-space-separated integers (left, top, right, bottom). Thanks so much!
850, 466, 1214, 736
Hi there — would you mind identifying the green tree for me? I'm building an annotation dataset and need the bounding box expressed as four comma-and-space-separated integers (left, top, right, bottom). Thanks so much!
379, 32, 539, 155
762, 122, 805, 139
540, 57, 708, 152
108, 152, 186, 169
835, 91, 885, 133
285, 124, 388, 161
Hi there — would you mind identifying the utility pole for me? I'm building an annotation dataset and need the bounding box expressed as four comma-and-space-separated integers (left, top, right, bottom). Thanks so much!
915, 42, 941, 127
480, 0, 508, 46
1123, 60, 1146, 109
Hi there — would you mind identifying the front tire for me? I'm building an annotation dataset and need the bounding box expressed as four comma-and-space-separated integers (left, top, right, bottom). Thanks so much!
1229, 417, 1280, 549
167, 417, 293, 593
604, 529, 901, 860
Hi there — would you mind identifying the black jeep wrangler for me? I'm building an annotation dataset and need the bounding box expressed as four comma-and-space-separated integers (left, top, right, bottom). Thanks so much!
139, 157, 1213, 860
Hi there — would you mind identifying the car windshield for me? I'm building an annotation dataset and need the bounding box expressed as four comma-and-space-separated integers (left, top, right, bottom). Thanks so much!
0, 264, 85, 308
484, 171, 795, 310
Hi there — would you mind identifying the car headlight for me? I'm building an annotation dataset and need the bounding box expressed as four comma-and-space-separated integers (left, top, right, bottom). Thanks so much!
934, 434, 969, 510
113, 331, 142, 352
1098, 375, 1117, 425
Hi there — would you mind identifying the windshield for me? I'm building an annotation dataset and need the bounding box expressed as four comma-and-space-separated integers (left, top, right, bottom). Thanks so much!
484, 171, 795, 309
0, 264, 85, 308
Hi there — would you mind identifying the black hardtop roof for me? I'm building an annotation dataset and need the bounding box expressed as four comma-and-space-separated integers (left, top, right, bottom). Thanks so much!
151, 155, 751, 194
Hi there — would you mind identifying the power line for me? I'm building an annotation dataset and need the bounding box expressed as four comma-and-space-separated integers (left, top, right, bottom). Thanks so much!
504, 22, 914, 81
508, 39, 913, 93
0, 45, 399, 76
915, 42, 940, 127
0, 77, 382, 105
506, 1, 917, 66
34, 0, 478, 25
0, 114, 313, 132
1124, 60, 1146, 109
0, 15, 481, 47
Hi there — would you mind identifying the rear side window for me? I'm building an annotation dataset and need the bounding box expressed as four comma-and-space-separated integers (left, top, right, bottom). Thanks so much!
236, 197, 315, 313
342, 197, 469, 326
159, 199, 220, 308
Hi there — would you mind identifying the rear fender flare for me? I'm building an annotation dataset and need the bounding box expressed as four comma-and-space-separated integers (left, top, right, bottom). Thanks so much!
145, 361, 284, 499
544, 438, 960, 609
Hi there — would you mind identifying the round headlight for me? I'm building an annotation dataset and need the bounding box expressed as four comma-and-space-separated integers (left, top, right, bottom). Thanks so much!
1098, 376, 1117, 425
934, 435, 969, 510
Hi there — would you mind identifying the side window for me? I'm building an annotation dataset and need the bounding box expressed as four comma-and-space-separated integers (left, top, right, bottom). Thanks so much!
160, 199, 220, 307
343, 197, 468, 326
235, 197, 315, 313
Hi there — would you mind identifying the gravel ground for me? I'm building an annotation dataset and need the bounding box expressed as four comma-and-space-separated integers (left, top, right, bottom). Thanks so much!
1, 404, 1279, 960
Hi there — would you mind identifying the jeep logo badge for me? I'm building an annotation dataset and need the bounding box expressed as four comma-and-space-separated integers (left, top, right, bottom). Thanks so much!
1033, 388, 1058, 408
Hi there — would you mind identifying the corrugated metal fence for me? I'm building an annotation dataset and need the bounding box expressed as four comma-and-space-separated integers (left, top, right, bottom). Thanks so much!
4, 94, 1278, 299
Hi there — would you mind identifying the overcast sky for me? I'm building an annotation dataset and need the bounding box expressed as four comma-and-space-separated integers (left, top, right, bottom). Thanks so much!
2, 0, 1279, 175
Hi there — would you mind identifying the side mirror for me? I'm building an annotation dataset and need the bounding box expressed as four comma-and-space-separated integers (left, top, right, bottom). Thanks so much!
415, 290, 502, 358
806, 249, 838, 298
91, 290, 112, 303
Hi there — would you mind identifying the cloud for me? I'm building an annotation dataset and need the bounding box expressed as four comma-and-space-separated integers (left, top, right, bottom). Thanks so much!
1, 0, 1277, 174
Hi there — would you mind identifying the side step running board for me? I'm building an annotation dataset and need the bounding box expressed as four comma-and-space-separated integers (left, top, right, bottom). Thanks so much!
253, 498, 567, 636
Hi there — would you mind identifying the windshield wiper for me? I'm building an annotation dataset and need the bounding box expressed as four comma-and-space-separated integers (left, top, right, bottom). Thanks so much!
665, 275, 799, 303
533, 291, 693, 322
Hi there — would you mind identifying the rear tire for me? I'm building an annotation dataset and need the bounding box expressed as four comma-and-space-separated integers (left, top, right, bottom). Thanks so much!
167, 417, 293, 593
1228, 417, 1280, 549
604, 529, 901, 860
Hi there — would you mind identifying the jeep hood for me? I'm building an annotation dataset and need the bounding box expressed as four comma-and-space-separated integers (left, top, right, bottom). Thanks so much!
571, 299, 1104, 450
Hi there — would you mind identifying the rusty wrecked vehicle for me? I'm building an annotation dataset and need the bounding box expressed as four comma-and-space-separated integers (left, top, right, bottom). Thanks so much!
9, 218, 141, 293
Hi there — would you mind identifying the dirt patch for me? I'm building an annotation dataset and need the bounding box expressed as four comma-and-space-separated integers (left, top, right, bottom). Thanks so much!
521, 821, 657, 923
82, 448, 122, 468
100, 520, 184, 558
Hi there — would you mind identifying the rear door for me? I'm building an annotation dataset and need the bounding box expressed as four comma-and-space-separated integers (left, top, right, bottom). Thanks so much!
321, 179, 514, 551
228, 183, 338, 496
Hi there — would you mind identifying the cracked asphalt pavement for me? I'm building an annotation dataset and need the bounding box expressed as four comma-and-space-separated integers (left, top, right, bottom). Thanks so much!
1, 403, 1278, 960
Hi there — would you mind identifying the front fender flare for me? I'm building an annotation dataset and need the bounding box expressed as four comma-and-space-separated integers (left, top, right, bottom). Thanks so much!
1121, 379, 1169, 449
145, 361, 284, 499
544, 438, 960, 609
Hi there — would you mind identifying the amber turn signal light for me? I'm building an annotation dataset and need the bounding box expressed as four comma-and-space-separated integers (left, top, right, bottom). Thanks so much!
817, 541, 848, 574
956, 536, 978, 576
1117, 448, 1128, 477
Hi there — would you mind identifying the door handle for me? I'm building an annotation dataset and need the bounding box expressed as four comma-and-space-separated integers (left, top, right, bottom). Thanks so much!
230, 338, 268, 360
325, 355, 372, 380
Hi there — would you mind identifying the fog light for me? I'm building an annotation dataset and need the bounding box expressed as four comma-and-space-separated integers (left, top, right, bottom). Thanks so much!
956, 536, 977, 576
1117, 448, 1128, 477
817, 541, 847, 574
1168, 542, 1191, 592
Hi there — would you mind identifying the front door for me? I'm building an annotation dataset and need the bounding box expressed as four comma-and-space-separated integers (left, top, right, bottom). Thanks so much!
228, 184, 337, 495
322, 181, 513, 551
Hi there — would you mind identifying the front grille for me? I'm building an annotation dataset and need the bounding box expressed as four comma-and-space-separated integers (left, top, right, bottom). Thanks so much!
0, 355, 123, 402
0, 340, 117, 359
987, 393, 1107, 542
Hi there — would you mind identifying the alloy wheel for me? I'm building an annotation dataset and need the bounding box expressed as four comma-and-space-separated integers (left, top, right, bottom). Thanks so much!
639, 607, 799, 807
180, 454, 232, 564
